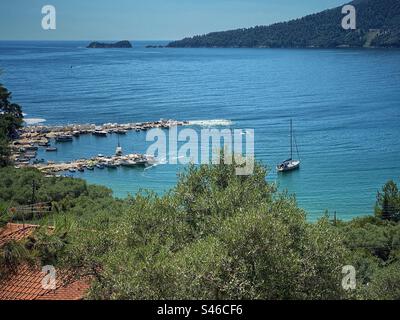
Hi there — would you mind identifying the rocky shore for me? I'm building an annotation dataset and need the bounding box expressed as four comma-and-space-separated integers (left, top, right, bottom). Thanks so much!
34, 153, 156, 175
10, 119, 187, 170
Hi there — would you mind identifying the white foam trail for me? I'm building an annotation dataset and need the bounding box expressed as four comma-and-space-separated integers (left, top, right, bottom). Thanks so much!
187, 119, 233, 127
144, 157, 167, 171
24, 118, 46, 125
144, 155, 185, 170
144, 163, 159, 171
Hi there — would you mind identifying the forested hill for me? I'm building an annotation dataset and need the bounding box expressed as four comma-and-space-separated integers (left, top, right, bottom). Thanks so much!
167, 0, 400, 48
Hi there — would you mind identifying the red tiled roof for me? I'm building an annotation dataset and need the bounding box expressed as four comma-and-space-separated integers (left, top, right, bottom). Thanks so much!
0, 223, 91, 300
0, 223, 38, 247
38, 278, 91, 300
0, 264, 90, 300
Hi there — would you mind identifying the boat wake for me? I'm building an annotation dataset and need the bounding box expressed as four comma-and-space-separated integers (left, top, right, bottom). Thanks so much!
186, 119, 233, 127
143, 155, 185, 171
24, 118, 46, 125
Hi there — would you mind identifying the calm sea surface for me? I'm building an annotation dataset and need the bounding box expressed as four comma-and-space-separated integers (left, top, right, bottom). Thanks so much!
1, 41, 400, 220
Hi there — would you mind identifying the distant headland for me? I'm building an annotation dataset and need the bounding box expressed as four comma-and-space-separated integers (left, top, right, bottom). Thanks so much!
167, 0, 400, 49
87, 41, 133, 48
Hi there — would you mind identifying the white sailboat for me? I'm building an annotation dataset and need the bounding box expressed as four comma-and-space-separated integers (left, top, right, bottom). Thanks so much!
115, 136, 123, 156
277, 119, 301, 172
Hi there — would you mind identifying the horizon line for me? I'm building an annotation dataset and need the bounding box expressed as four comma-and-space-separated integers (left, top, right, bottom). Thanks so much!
0, 39, 174, 42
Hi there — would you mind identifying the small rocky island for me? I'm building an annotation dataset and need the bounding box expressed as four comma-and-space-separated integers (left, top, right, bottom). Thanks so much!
87, 40, 132, 48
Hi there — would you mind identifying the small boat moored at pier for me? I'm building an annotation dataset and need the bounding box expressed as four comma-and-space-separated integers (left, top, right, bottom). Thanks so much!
55, 135, 73, 142
16, 161, 30, 166
33, 158, 45, 164
38, 142, 50, 147
16, 158, 30, 164
93, 130, 107, 136
105, 162, 118, 169
25, 152, 37, 159
120, 160, 138, 167
135, 158, 148, 166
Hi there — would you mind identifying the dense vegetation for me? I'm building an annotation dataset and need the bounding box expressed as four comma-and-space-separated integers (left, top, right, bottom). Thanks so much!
60, 162, 347, 299
168, 0, 400, 48
63, 164, 400, 300
0, 167, 126, 223
374, 180, 400, 222
0, 166, 127, 279
0, 80, 23, 167
1, 161, 399, 299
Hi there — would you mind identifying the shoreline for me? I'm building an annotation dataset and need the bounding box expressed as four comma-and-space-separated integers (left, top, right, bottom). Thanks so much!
20, 118, 187, 135
10, 119, 187, 172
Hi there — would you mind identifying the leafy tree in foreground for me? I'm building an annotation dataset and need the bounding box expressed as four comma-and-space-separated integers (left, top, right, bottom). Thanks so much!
364, 261, 400, 300
0, 80, 23, 167
375, 180, 400, 222
0, 82, 23, 139
2, 161, 399, 299
338, 214, 400, 300
0, 240, 35, 280
63, 160, 350, 300
0, 137, 11, 167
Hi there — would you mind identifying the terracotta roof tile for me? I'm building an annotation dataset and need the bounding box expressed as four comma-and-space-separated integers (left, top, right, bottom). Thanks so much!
0, 223, 38, 247
0, 264, 90, 300
0, 223, 91, 300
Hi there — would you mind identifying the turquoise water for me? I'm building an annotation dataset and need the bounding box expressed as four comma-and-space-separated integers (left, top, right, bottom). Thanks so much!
1, 41, 400, 220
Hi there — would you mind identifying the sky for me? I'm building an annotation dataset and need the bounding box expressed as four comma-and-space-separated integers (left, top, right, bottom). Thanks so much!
0, 0, 347, 40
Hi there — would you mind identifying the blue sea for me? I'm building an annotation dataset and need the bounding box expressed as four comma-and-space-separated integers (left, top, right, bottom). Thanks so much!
1, 40, 400, 220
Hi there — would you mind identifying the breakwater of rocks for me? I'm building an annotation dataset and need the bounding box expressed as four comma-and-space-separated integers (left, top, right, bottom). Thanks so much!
11, 119, 187, 168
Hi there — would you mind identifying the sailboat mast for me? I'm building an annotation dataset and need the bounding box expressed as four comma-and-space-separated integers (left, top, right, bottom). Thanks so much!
290, 119, 293, 160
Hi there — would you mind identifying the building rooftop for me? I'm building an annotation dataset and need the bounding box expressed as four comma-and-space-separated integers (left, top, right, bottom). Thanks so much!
0, 223, 90, 300
0, 223, 38, 247
0, 264, 90, 300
